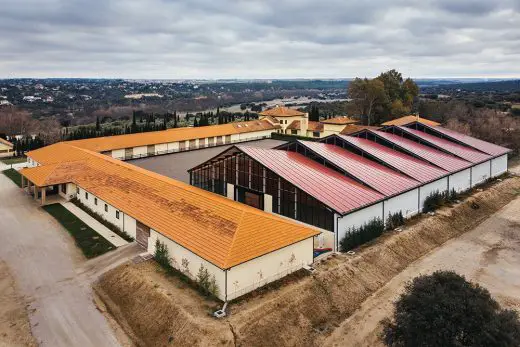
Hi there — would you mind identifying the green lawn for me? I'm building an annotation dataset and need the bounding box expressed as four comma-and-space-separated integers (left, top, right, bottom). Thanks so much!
43, 204, 114, 258
0, 157, 26, 165
2, 168, 22, 187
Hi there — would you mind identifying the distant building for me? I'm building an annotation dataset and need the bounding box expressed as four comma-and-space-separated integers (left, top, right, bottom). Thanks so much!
0, 138, 14, 158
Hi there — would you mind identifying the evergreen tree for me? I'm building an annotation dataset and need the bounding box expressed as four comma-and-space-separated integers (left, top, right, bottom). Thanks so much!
96, 116, 100, 131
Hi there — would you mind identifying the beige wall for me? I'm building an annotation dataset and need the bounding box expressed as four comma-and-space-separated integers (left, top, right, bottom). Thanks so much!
155, 143, 168, 153
148, 230, 227, 301
264, 194, 272, 213
133, 146, 147, 157
111, 149, 125, 159
226, 183, 235, 200
58, 183, 77, 200
226, 237, 314, 301
322, 123, 347, 136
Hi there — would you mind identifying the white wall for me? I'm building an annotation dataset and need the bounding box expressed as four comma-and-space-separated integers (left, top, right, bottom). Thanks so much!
449, 169, 471, 192
226, 183, 235, 200
419, 178, 449, 211
148, 230, 227, 301
384, 189, 420, 219
133, 146, 147, 157
156, 143, 168, 154
471, 161, 491, 187
264, 194, 272, 213
491, 155, 508, 177
111, 149, 124, 159
337, 202, 383, 244
75, 187, 137, 238
167, 142, 179, 152
58, 183, 77, 200
226, 237, 314, 301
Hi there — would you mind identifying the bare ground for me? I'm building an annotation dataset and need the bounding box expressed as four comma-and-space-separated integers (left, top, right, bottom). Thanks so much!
95, 175, 520, 347
0, 261, 36, 347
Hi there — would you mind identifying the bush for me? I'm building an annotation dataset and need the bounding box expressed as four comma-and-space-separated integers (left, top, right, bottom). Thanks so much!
383, 271, 520, 347
196, 264, 220, 297
386, 211, 404, 231
422, 189, 459, 213
340, 218, 384, 252
154, 239, 171, 268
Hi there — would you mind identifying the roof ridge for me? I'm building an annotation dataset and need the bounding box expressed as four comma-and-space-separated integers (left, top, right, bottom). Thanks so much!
223, 210, 247, 268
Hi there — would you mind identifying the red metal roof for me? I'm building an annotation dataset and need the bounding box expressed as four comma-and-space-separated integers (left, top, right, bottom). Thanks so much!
237, 146, 384, 214
418, 125, 511, 156
336, 135, 448, 183
397, 126, 492, 164
370, 130, 473, 172
296, 140, 420, 196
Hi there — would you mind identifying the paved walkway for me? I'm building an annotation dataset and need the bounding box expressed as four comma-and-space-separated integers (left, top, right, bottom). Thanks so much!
0, 173, 138, 346
61, 202, 128, 247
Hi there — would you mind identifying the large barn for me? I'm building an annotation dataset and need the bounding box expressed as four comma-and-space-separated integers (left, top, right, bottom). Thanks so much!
18, 120, 320, 302
189, 121, 511, 251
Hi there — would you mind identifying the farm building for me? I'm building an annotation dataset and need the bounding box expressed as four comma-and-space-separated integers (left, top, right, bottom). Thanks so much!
18, 126, 320, 302
190, 121, 511, 251
0, 138, 13, 158
60, 119, 282, 162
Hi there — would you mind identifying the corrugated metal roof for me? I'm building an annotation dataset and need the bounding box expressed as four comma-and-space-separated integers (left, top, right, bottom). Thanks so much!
296, 140, 420, 196
336, 135, 448, 183
418, 124, 511, 156
397, 126, 492, 164
237, 145, 384, 214
370, 130, 473, 172
22, 143, 319, 269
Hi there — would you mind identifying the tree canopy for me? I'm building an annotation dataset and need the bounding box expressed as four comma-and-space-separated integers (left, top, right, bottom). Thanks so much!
348, 69, 419, 125
383, 271, 520, 347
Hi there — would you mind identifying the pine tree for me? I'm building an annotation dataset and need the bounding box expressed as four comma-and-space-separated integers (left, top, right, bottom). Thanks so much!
96, 116, 100, 131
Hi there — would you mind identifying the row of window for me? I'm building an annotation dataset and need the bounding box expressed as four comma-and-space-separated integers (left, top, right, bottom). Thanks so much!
77, 188, 120, 219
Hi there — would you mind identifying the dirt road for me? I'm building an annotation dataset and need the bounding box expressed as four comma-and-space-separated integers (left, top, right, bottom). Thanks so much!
0, 174, 140, 346
324, 194, 520, 347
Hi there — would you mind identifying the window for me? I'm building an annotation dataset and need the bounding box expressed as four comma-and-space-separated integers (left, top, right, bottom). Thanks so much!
94, 198, 98, 205
85, 192, 88, 200
116, 211, 120, 219
105, 204, 108, 212
291, 129, 298, 135
313, 131, 320, 137
76, 187, 80, 194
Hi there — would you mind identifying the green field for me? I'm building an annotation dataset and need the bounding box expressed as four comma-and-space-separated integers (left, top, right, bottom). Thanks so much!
0, 157, 27, 165
43, 204, 114, 258
2, 169, 22, 187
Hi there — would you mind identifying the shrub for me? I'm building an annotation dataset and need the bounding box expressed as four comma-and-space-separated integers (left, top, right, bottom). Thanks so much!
386, 211, 404, 231
423, 189, 459, 213
154, 239, 171, 268
340, 218, 384, 252
383, 271, 520, 347
196, 264, 220, 297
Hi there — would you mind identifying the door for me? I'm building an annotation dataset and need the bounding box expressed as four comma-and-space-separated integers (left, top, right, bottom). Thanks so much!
136, 221, 151, 249
125, 148, 133, 160
147, 145, 155, 156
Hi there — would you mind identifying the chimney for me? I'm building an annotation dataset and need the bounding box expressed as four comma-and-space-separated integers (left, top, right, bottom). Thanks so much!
301, 113, 309, 135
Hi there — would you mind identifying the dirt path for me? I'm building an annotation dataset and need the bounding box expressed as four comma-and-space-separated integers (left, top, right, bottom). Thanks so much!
0, 174, 140, 346
324, 194, 520, 347
0, 261, 36, 347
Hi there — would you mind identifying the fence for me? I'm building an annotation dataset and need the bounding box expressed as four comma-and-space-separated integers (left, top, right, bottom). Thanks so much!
112, 135, 272, 161
227, 261, 306, 301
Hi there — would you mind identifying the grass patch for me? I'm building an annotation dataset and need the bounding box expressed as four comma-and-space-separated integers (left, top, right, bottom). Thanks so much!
2, 168, 22, 187
1, 157, 26, 165
43, 203, 114, 258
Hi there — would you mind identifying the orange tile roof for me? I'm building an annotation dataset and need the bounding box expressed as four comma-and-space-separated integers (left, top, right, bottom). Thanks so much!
340, 125, 381, 135
259, 105, 306, 117
381, 115, 440, 127
286, 120, 323, 132
21, 143, 319, 269
321, 116, 359, 125
65, 119, 280, 152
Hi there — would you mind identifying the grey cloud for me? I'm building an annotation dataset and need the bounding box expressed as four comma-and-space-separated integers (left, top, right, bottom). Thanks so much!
0, 0, 519, 78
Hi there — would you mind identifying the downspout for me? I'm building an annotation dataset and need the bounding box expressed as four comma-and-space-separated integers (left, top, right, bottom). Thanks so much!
417, 187, 421, 214
335, 214, 340, 253
470, 167, 473, 188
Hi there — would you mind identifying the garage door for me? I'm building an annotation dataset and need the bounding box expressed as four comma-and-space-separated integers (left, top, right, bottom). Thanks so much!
136, 221, 150, 249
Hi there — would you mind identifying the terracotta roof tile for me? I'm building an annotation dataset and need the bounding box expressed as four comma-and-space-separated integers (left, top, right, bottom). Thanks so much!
340, 125, 381, 135
321, 116, 358, 125
259, 106, 306, 117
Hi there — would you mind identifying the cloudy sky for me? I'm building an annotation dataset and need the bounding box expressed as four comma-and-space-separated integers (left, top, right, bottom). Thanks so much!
1, 0, 519, 79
